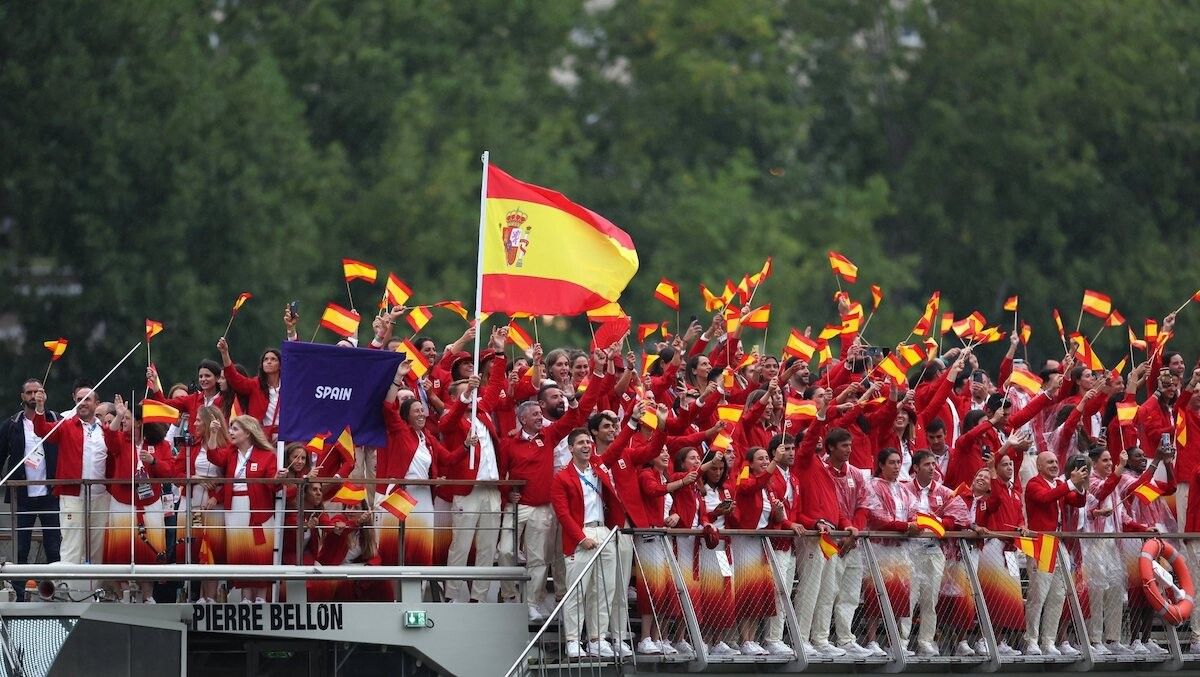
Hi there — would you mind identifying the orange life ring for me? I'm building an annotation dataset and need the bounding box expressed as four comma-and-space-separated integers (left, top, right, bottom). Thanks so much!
1139, 539, 1195, 625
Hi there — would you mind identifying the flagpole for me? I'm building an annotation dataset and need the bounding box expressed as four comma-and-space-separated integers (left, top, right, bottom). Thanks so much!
1171, 295, 1194, 317
42, 359, 53, 386
468, 150, 490, 472
130, 390, 136, 568
0, 342, 142, 490
345, 281, 356, 312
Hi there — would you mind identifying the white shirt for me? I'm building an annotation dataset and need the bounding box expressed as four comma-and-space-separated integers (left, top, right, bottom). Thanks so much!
21, 417, 47, 497
663, 485, 674, 521
472, 418, 499, 481
263, 386, 281, 427
703, 490, 726, 529
756, 488, 771, 529
545, 418, 571, 474
914, 480, 932, 512
579, 465, 604, 524
234, 448, 251, 492
407, 435, 432, 480
80, 419, 108, 494
889, 482, 907, 521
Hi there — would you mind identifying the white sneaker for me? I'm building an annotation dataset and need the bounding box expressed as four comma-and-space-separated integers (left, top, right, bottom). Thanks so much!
1023, 640, 1043, 656
1146, 639, 1168, 655
1131, 640, 1150, 654
974, 638, 989, 655
740, 640, 768, 656
626, 586, 637, 603
1091, 643, 1111, 655
916, 640, 939, 657
865, 641, 887, 657
800, 641, 817, 656
1058, 642, 1080, 657
528, 605, 546, 623
711, 641, 739, 656
612, 640, 633, 657
1107, 641, 1132, 655
587, 639, 615, 658
954, 641, 977, 656
637, 637, 662, 654
999, 641, 1020, 656
815, 642, 847, 657
1189, 641, 1200, 654
565, 640, 583, 658
763, 641, 794, 656
839, 642, 872, 657
659, 640, 679, 655
1042, 643, 1062, 656
673, 640, 693, 655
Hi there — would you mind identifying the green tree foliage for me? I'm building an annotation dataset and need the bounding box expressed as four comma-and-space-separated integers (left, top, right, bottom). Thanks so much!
2, 0, 1198, 400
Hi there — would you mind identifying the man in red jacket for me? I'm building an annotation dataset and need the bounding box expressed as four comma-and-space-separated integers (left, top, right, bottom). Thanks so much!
1022, 451, 1087, 656
31, 379, 117, 566
551, 429, 619, 659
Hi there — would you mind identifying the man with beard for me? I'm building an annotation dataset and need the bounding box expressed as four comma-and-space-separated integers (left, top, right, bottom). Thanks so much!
0, 379, 62, 598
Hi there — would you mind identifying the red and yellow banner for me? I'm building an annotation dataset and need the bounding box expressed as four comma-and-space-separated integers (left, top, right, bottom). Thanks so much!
481, 165, 638, 315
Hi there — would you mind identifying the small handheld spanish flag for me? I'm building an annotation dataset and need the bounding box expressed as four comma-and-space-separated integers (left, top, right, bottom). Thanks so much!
342, 258, 377, 284
145, 319, 164, 342
818, 532, 840, 559
141, 400, 181, 425
332, 482, 367, 505
406, 306, 433, 333
383, 273, 413, 307
380, 487, 418, 520
320, 302, 361, 338
827, 251, 858, 284
914, 512, 946, 538
43, 338, 68, 361
654, 278, 680, 312
231, 292, 253, 315
335, 426, 355, 462
1133, 483, 1163, 504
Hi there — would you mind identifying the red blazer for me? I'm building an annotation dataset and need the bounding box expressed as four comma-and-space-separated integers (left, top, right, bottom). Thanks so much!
207, 445, 281, 529
223, 365, 274, 427
32, 413, 121, 497
107, 434, 173, 506
731, 469, 790, 531
1024, 474, 1085, 532
281, 509, 330, 565
638, 468, 673, 527
379, 403, 465, 491
438, 356, 510, 496
671, 481, 709, 530
551, 461, 620, 556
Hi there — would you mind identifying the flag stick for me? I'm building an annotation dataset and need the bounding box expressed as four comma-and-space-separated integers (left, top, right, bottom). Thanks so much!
129, 389, 135, 566
144, 340, 152, 399
468, 150, 491, 472
1012, 310, 1018, 336
1023, 339, 1029, 364
42, 359, 53, 386
345, 280, 356, 312
858, 309, 877, 341
0, 342, 142, 490
762, 321, 771, 355
1075, 305, 1084, 334
1129, 342, 1134, 367
587, 320, 597, 349
1091, 324, 1107, 344
222, 313, 236, 338
1171, 296, 1194, 317
532, 319, 540, 345
310, 323, 321, 343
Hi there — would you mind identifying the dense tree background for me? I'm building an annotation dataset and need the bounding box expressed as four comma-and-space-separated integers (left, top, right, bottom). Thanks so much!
2, 0, 1198, 401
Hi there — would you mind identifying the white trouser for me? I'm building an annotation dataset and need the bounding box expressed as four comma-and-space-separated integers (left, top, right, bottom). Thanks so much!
765, 547, 797, 643
445, 486, 502, 601
1188, 542, 1200, 642
793, 539, 835, 644
497, 504, 554, 604
1025, 563, 1065, 647
902, 544, 945, 643
1178, 483, 1190, 537
562, 525, 617, 643
814, 547, 864, 646
60, 491, 109, 565
609, 531, 634, 640
548, 525, 566, 600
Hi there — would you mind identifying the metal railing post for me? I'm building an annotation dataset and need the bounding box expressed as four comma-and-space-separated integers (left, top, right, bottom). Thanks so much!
761, 534, 807, 671
660, 531, 708, 672
958, 537, 1000, 672
861, 539, 905, 673
1057, 540, 1093, 672
82, 484, 91, 564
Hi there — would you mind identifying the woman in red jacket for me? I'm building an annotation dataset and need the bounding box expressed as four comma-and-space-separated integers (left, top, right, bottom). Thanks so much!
105, 399, 176, 587
180, 406, 230, 603
696, 453, 737, 655
861, 448, 918, 655
206, 416, 281, 603
216, 336, 282, 441
634, 447, 695, 655
730, 446, 785, 656
378, 361, 468, 572
147, 359, 224, 442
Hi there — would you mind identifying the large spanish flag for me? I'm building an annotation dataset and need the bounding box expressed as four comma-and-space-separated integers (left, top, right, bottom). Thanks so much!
481, 164, 638, 315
